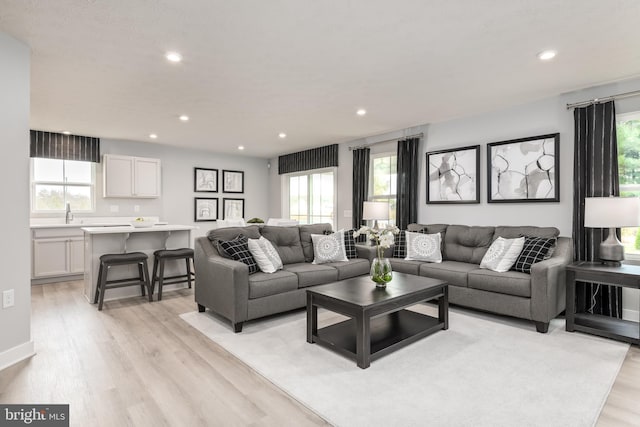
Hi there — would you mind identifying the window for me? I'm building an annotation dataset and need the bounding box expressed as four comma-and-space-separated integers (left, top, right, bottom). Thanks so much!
369, 153, 397, 226
31, 158, 95, 212
617, 111, 640, 257
286, 168, 336, 227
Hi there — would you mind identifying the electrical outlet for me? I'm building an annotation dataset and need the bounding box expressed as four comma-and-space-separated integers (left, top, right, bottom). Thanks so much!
110, 205, 119, 213
134, 205, 140, 213
3, 289, 14, 308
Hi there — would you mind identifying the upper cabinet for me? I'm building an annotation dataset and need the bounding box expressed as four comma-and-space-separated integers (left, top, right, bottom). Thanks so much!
103, 154, 161, 198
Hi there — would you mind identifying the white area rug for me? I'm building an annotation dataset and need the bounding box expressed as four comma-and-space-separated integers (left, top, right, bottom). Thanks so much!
180, 305, 629, 427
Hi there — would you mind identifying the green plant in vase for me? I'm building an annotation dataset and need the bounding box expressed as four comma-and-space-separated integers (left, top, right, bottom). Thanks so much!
354, 224, 399, 288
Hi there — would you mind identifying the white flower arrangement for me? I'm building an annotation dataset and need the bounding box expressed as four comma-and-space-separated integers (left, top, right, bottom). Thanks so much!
353, 224, 400, 259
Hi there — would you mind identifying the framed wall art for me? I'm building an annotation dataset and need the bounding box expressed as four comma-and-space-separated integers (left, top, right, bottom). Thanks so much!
194, 167, 218, 192
223, 198, 245, 219
194, 197, 218, 222
487, 133, 559, 203
426, 145, 480, 204
222, 170, 244, 193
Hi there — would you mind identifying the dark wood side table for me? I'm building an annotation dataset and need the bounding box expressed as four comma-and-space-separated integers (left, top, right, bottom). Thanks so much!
566, 261, 640, 345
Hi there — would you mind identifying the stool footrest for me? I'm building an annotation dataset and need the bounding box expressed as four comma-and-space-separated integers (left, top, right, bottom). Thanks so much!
104, 281, 147, 290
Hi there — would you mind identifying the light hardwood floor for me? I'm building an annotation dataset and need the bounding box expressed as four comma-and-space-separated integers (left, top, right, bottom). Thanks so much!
0, 280, 638, 426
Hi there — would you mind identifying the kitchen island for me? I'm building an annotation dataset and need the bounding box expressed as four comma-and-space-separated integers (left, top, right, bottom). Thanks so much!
82, 224, 195, 303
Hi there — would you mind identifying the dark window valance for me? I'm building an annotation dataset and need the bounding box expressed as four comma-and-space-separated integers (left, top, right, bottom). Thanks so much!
278, 144, 338, 175
30, 130, 100, 163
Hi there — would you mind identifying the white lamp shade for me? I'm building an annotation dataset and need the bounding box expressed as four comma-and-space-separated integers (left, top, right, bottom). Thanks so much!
584, 197, 640, 228
362, 201, 389, 220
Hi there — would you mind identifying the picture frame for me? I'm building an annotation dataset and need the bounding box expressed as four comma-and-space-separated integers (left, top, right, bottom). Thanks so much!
223, 198, 245, 220
194, 197, 218, 222
426, 145, 480, 204
487, 133, 560, 203
194, 167, 218, 193
222, 170, 244, 193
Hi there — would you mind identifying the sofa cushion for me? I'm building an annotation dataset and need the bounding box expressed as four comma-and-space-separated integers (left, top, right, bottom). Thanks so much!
248, 270, 299, 299
299, 223, 333, 262
444, 225, 494, 264
283, 262, 339, 288
325, 258, 370, 280
390, 258, 424, 275
493, 226, 559, 240
260, 225, 306, 264
311, 231, 348, 264
468, 269, 531, 298
419, 261, 479, 287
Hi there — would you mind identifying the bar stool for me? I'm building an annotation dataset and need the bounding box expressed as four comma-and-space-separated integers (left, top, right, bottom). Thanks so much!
94, 252, 152, 311
151, 248, 195, 301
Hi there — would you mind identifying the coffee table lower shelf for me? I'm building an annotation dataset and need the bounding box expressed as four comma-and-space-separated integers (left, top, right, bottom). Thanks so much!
312, 310, 443, 364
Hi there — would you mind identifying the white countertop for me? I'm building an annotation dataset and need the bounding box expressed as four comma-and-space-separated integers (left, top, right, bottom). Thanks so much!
81, 224, 195, 234
31, 222, 131, 229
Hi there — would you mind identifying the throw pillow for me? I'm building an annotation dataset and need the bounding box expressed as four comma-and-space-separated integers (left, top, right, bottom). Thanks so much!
213, 234, 244, 259
323, 229, 357, 259
479, 236, 526, 273
311, 231, 349, 264
512, 237, 557, 274
219, 235, 259, 274
248, 236, 283, 274
405, 231, 442, 263
393, 228, 428, 258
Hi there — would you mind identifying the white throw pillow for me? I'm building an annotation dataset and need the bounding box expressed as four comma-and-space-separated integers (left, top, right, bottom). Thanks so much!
311, 231, 348, 264
405, 231, 442, 263
480, 236, 526, 272
248, 236, 283, 273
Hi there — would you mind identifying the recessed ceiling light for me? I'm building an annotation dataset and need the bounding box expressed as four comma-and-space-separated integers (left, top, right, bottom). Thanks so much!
278, 132, 287, 139
537, 50, 557, 61
238, 145, 245, 150
165, 51, 182, 63
356, 109, 367, 116
149, 133, 158, 139
61, 130, 71, 135
179, 115, 189, 122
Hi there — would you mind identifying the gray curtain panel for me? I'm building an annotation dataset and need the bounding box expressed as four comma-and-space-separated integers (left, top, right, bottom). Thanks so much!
352, 147, 370, 241
572, 100, 622, 318
30, 130, 100, 162
396, 137, 420, 230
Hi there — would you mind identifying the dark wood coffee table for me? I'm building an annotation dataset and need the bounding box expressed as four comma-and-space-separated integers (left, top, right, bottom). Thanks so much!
306, 272, 448, 369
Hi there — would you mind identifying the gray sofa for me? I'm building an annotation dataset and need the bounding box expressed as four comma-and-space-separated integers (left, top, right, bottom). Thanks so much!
194, 223, 370, 332
358, 223, 573, 333
194, 222, 572, 334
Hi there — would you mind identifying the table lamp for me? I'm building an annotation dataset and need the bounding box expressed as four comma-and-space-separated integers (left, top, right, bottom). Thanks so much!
584, 197, 640, 266
362, 201, 389, 230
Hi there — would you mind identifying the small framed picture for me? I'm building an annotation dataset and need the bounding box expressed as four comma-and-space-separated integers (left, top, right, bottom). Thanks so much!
222, 170, 244, 193
194, 168, 218, 193
487, 133, 560, 203
194, 198, 218, 222
426, 145, 480, 204
223, 198, 245, 220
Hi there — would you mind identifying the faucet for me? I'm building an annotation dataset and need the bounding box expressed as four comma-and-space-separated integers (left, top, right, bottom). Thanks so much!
65, 202, 73, 224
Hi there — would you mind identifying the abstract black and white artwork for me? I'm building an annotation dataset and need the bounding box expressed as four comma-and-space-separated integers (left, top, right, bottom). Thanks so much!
194, 198, 218, 222
426, 145, 480, 204
194, 167, 218, 192
487, 133, 559, 203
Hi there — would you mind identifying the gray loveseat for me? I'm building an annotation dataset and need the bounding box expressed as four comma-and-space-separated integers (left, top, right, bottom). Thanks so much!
358, 223, 573, 333
194, 223, 370, 332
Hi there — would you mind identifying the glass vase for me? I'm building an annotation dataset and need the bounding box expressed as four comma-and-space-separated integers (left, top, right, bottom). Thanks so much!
370, 257, 392, 288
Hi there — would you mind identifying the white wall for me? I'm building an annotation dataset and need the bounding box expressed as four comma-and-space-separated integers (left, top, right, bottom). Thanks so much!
0, 33, 33, 369
95, 138, 271, 240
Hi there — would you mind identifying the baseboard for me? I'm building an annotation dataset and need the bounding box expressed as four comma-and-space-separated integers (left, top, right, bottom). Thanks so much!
622, 308, 639, 322
0, 340, 35, 372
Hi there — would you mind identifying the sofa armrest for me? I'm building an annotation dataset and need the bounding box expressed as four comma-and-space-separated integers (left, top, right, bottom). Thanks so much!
530, 237, 573, 323
356, 244, 393, 261
194, 237, 249, 324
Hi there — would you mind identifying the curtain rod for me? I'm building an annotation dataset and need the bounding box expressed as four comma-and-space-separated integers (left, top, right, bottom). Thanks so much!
348, 132, 423, 151
566, 89, 640, 110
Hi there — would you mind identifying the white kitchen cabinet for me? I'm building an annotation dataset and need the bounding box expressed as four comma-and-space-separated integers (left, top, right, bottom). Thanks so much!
32, 228, 85, 279
103, 154, 161, 198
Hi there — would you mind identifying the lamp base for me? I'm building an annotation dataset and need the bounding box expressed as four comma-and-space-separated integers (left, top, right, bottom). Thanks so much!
598, 227, 624, 266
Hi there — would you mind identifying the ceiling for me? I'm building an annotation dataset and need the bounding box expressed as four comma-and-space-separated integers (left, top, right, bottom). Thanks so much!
1, 0, 639, 158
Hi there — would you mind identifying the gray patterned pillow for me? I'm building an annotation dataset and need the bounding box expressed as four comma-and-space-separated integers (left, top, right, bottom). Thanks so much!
480, 237, 525, 272
311, 231, 348, 264
405, 231, 442, 263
